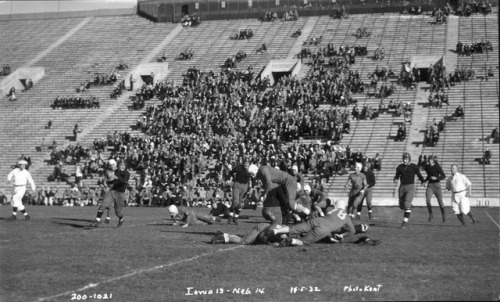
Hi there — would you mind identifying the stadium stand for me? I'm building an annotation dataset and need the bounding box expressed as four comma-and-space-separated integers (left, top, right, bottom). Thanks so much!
0, 11, 498, 205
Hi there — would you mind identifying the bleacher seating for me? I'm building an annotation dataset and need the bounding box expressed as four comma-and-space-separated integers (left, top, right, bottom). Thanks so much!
0, 13, 498, 200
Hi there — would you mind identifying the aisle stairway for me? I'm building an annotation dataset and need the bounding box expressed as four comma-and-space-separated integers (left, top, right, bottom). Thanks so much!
405, 83, 430, 161
445, 15, 459, 71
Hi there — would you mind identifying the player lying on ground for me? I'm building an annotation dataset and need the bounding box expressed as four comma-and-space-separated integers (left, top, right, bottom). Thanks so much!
272, 200, 381, 247
168, 205, 222, 227
210, 222, 286, 245
210, 200, 251, 221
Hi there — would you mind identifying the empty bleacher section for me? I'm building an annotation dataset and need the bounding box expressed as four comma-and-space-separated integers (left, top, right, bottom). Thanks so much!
0, 15, 178, 191
421, 13, 499, 198
0, 11, 498, 204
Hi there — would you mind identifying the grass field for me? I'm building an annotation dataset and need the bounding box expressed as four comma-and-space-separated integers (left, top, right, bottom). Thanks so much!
1, 205, 499, 302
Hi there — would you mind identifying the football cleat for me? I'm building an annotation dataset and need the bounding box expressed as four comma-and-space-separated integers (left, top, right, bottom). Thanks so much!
400, 221, 407, 229
24, 215, 30, 220
117, 218, 125, 228
7, 215, 16, 221
90, 221, 101, 228
355, 236, 370, 244
358, 237, 381, 246
104, 219, 110, 224
428, 213, 434, 222
233, 217, 238, 225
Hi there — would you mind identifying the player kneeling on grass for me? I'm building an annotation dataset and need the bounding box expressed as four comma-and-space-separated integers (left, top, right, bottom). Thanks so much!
210, 223, 286, 245
169, 205, 221, 228
272, 200, 381, 247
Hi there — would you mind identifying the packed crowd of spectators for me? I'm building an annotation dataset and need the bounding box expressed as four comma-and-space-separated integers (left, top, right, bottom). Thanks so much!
41, 51, 388, 205
455, 40, 493, 55
51, 95, 100, 109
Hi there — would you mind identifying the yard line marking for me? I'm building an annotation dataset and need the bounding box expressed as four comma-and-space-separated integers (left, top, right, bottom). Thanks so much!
34, 245, 245, 302
484, 211, 500, 229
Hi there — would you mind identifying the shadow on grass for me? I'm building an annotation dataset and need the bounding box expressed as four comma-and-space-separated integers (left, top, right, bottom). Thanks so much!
51, 217, 95, 222
52, 221, 92, 229
369, 220, 462, 229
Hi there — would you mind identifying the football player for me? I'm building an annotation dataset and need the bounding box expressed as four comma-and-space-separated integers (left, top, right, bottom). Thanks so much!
394, 153, 425, 228
168, 205, 221, 227
344, 162, 368, 219
302, 184, 329, 218
272, 200, 380, 246
248, 164, 309, 216
210, 223, 285, 245
227, 160, 251, 225
90, 160, 129, 228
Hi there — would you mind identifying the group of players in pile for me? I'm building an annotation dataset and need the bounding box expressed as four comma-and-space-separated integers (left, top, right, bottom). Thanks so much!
165, 151, 477, 247
167, 160, 380, 248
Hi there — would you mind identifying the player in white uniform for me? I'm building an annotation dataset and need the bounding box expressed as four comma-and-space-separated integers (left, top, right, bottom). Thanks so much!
446, 164, 476, 226
7, 160, 36, 220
